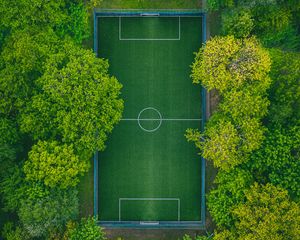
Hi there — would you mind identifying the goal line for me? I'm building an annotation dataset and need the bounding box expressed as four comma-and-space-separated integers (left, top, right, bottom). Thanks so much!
119, 198, 180, 221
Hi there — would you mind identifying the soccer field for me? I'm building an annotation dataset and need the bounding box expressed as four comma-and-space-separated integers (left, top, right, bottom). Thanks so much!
96, 14, 203, 224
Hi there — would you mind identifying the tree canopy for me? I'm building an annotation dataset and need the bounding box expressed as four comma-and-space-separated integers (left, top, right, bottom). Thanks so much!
191, 36, 271, 93
20, 41, 123, 157
24, 141, 89, 189
188, 36, 270, 170
18, 188, 79, 238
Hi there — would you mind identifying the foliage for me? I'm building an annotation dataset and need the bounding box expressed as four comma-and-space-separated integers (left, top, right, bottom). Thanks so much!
23, 140, 89, 189
207, 168, 253, 227
189, 36, 270, 170
230, 183, 300, 239
187, 115, 265, 171
18, 188, 79, 238
187, 119, 240, 170
191, 36, 271, 93
0, 117, 20, 145
249, 126, 300, 200
0, 144, 16, 177
220, 89, 269, 121
56, 2, 90, 44
20, 41, 123, 156
208, 0, 300, 51
63, 217, 106, 240
213, 230, 235, 240
0, 0, 68, 30
267, 49, 300, 126
1, 222, 28, 240
207, 0, 234, 11
182, 234, 211, 240
260, 25, 300, 51
221, 9, 254, 38
0, 28, 60, 115
0, 0, 90, 44
0, 165, 25, 212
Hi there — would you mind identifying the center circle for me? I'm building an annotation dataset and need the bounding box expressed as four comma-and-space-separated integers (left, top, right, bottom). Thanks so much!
137, 107, 162, 132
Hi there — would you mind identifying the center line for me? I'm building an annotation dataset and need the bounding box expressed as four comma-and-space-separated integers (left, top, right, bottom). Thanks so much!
121, 118, 202, 121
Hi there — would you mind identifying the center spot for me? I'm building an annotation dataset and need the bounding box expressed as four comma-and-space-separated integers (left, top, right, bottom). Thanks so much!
137, 107, 162, 132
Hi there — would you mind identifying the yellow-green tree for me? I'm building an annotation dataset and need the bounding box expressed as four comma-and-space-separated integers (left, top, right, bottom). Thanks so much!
215, 183, 300, 240
191, 36, 270, 93
188, 36, 270, 170
24, 141, 89, 189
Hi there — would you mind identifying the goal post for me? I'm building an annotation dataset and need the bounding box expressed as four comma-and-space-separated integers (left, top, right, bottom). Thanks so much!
140, 13, 160, 16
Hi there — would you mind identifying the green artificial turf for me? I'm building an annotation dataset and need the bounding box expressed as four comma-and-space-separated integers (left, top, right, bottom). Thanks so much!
98, 16, 203, 221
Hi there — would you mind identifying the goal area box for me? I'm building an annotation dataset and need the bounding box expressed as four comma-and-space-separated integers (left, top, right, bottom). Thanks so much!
93, 9, 207, 229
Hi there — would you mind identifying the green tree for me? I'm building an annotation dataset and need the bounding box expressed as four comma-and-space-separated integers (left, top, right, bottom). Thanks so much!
191, 36, 271, 93
208, 0, 300, 50
249, 126, 300, 200
229, 183, 300, 239
187, 114, 265, 170
20, 41, 123, 157
187, 118, 240, 170
207, 168, 253, 227
0, 165, 25, 212
189, 36, 270, 170
220, 89, 269, 121
24, 141, 89, 189
18, 188, 79, 238
63, 217, 106, 240
0, 28, 60, 115
0, 117, 19, 144
0, 0, 91, 44
267, 49, 300, 126
221, 9, 254, 38
1, 222, 29, 240
207, 0, 234, 11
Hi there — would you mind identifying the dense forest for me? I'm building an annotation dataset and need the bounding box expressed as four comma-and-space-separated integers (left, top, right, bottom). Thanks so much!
0, 0, 299, 239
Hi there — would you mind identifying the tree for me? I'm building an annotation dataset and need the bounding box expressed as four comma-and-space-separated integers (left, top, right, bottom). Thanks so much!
0, 0, 91, 44
220, 89, 269, 121
207, 0, 234, 11
267, 49, 300, 126
207, 0, 300, 51
0, 117, 19, 144
0, 28, 60, 116
24, 140, 89, 189
188, 36, 270, 170
63, 217, 106, 240
1, 222, 29, 240
20, 41, 124, 157
249, 126, 300, 200
228, 183, 300, 239
191, 36, 271, 93
187, 114, 265, 170
0, 165, 25, 212
207, 167, 253, 227
221, 9, 254, 38
18, 188, 79, 238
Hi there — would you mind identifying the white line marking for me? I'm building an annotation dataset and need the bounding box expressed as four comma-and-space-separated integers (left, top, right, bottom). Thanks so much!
179, 16, 181, 40
119, 198, 180, 222
119, 16, 181, 41
121, 118, 202, 121
138, 107, 162, 132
